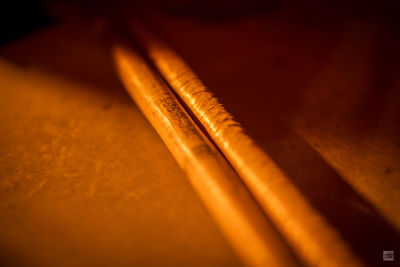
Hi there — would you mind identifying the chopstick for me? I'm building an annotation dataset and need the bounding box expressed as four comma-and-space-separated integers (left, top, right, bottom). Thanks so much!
127, 22, 364, 267
112, 44, 300, 267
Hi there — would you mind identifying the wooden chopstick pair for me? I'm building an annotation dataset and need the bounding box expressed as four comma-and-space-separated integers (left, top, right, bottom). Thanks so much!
112, 22, 363, 267
112, 37, 299, 267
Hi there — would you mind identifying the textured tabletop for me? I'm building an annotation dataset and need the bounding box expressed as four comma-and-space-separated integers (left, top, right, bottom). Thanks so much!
0, 20, 241, 266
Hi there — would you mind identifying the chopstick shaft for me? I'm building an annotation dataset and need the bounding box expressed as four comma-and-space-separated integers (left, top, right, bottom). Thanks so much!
113, 44, 299, 267
127, 22, 365, 267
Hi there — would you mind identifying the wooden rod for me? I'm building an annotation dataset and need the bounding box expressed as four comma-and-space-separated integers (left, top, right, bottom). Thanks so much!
113, 44, 300, 267
128, 23, 364, 267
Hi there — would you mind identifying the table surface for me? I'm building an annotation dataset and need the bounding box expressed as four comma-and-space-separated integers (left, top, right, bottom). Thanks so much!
0, 20, 241, 266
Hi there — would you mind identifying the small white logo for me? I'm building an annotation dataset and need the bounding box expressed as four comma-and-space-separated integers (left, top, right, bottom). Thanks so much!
383, 251, 394, 261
